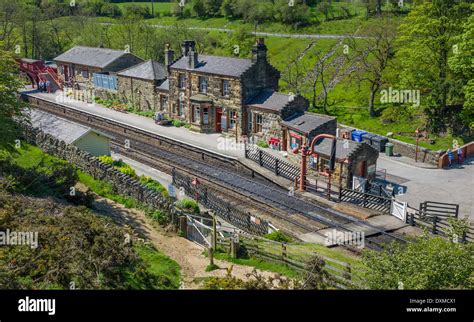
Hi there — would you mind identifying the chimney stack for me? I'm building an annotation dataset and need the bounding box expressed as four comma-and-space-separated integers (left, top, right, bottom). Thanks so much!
182, 40, 198, 69
252, 38, 267, 63
164, 44, 174, 73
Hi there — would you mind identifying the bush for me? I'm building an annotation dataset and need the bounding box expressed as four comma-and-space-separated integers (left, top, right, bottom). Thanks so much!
150, 210, 170, 225
172, 119, 187, 127
114, 164, 137, 178
100, 3, 122, 18
123, 4, 152, 18
264, 231, 293, 243
256, 140, 269, 148
139, 175, 169, 198
98, 155, 114, 165
175, 198, 200, 214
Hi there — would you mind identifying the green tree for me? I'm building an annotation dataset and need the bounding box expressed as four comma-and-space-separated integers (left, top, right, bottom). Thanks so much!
396, 0, 471, 133
0, 50, 26, 151
448, 4, 474, 132
362, 236, 474, 289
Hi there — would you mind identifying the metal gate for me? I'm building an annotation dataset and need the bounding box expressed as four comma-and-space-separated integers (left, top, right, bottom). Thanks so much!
352, 176, 366, 192
391, 199, 407, 222
186, 216, 212, 248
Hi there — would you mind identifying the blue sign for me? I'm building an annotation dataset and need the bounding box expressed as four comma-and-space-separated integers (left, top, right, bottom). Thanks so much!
168, 184, 176, 198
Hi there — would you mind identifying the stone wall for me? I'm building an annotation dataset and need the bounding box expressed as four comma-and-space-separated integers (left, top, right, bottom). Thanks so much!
117, 76, 159, 111
338, 124, 442, 165
22, 126, 173, 214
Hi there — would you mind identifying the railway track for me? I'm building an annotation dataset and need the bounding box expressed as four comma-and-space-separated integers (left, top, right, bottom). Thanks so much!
26, 93, 409, 249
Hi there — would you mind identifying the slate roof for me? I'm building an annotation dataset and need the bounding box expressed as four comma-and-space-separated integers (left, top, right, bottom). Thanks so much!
156, 79, 169, 92
247, 90, 291, 112
171, 54, 254, 77
54, 46, 130, 69
117, 60, 167, 81
313, 138, 368, 160
27, 109, 113, 144
282, 113, 335, 135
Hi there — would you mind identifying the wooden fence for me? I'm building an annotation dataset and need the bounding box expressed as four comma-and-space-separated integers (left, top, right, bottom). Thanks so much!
245, 144, 300, 180
407, 206, 473, 243
172, 169, 269, 236
217, 234, 364, 289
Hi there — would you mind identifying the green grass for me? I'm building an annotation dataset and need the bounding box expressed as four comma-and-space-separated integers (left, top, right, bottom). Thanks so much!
116, 1, 175, 16
134, 244, 181, 289
213, 251, 301, 278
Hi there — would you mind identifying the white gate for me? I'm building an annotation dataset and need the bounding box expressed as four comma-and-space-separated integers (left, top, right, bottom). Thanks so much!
352, 176, 366, 192
391, 199, 407, 221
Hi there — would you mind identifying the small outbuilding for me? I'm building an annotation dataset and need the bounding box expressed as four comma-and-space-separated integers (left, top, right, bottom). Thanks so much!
28, 109, 114, 156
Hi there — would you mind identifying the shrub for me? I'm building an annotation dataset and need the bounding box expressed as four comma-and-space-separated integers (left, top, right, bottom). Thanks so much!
114, 164, 137, 178
264, 231, 293, 243
172, 119, 187, 127
139, 175, 169, 198
98, 155, 114, 165
175, 198, 200, 214
256, 140, 269, 148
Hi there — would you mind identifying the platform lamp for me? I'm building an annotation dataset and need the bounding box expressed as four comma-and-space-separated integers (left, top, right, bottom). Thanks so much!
415, 128, 420, 162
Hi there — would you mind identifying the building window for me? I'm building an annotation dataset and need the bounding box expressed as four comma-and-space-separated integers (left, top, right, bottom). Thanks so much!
160, 96, 168, 111
199, 76, 208, 93
248, 112, 253, 132
229, 110, 237, 129
192, 104, 200, 123
81, 70, 89, 78
222, 80, 230, 96
290, 136, 301, 149
179, 73, 186, 89
179, 101, 186, 117
203, 107, 209, 124
255, 114, 263, 133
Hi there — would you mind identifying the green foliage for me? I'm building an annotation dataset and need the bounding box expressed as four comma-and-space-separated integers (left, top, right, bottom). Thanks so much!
139, 175, 169, 198
175, 198, 200, 214
0, 50, 27, 151
172, 119, 187, 127
361, 236, 474, 290
264, 230, 293, 243
98, 155, 114, 165
114, 164, 137, 178
256, 140, 269, 148
205, 263, 220, 272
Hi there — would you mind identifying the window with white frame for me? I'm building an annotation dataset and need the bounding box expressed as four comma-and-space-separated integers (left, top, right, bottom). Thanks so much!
179, 101, 185, 117
229, 110, 237, 129
255, 114, 263, 133
161, 96, 168, 111
222, 80, 230, 96
179, 73, 186, 89
199, 76, 208, 93
192, 104, 200, 123
203, 107, 209, 124
81, 70, 89, 78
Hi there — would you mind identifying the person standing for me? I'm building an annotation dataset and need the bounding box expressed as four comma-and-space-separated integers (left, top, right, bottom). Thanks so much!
447, 149, 454, 167
457, 147, 464, 164
38, 80, 44, 92
46, 80, 51, 93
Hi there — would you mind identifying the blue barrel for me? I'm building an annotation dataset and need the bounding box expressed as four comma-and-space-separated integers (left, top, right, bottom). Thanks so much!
351, 130, 367, 143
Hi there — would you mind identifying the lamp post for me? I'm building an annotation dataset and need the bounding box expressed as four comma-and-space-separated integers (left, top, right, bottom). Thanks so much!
234, 112, 239, 144
415, 128, 420, 162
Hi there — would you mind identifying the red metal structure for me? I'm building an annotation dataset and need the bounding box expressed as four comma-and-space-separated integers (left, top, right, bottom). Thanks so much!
17, 58, 62, 91
299, 133, 337, 192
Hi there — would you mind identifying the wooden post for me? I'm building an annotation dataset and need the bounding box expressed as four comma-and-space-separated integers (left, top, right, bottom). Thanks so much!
244, 141, 248, 158
231, 237, 239, 259
282, 243, 287, 265
259, 149, 263, 166
212, 214, 217, 251
179, 216, 187, 238
275, 158, 279, 176
409, 213, 415, 226
208, 247, 214, 266
327, 173, 332, 200
432, 216, 437, 234
344, 264, 352, 281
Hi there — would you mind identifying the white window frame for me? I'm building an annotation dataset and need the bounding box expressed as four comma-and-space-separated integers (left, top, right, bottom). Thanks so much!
222, 80, 230, 96
199, 77, 208, 93
179, 74, 186, 89
203, 107, 209, 125
255, 114, 263, 133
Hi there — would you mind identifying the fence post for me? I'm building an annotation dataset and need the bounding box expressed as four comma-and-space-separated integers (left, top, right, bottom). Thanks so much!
363, 193, 367, 208
461, 231, 467, 243
344, 264, 352, 281
282, 243, 287, 266
338, 185, 342, 202
432, 216, 438, 234
409, 213, 415, 226
244, 141, 248, 159
275, 158, 279, 176
171, 167, 176, 184
231, 237, 239, 259
259, 149, 263, 166
179, 216, 187, 238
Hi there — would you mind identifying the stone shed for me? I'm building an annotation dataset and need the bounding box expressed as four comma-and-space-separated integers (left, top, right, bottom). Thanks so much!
116, 60, 168, 111
309, 138, 379, 188
281, 112, 337, 153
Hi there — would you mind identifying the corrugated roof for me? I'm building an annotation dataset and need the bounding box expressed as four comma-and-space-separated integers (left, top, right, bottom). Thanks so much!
171, 54, 254, 77
247, 90, 291, 112
27, 109, 112, 144
282, 113, 335, 135
117, 60, 167, 81
53, 46, 129, 68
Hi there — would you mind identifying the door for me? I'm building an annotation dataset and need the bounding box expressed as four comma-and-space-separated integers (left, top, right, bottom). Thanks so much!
216, 107, 222, 132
